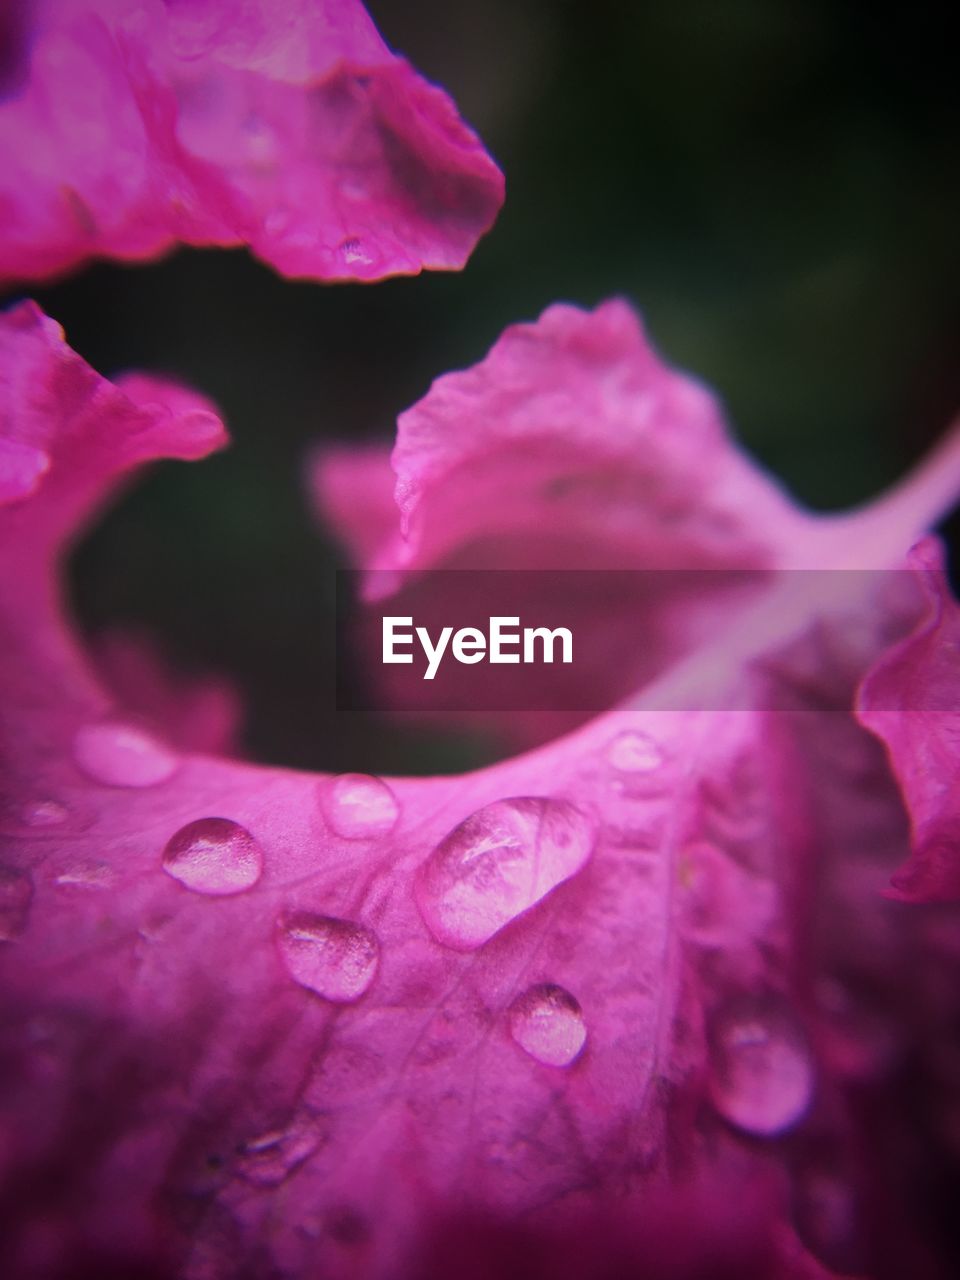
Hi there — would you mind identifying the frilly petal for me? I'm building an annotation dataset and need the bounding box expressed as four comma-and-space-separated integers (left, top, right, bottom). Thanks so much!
0, 0, 504, 284
318, 300, 810, 579
312, 300, 948, 748
857, 538, 960, 902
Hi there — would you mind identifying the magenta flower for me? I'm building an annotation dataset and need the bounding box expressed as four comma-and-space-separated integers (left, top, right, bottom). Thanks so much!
0, 0, 504, 284
2, 291, 960, 1279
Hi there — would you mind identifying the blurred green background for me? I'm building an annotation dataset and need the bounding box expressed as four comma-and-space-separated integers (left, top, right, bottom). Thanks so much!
22, 0, 960, 775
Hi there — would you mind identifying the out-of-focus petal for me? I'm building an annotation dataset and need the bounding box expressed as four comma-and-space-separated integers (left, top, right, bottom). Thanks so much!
857, 538, 960, 902
91, 627, 244, 757
312, 302, 960, 748
0, 0, 504, 284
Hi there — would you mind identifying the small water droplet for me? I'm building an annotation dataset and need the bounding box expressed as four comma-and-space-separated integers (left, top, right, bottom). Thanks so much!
606, 730, 663, 773
415, 797, 595, 951
509, 983, 586, 1067
319, 773, 399, 839
277, 913, 379, 1002
264, 209, 290, 235
793, 1165, 864, 1274
338, 237, 372, 266
73, 721, 178, 788
54, 860, 114, 889
162, 818, 264, 896
709, 997, 814, 1137
0, 865, 34, 940
242, 115, 275, 160
21, 799, 69, 828
236, 1113, 326, 1186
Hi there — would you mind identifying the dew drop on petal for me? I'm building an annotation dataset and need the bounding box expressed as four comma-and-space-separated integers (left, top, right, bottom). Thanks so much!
509, 983, 586, 1067
338, 237, 372, 266
415, 797, 596, 951
606, 730, 663, 773
709, 997, 814, 1137
792, 1163, 865, 1274
73, 721, 178, 788
162, 818, 263, 895
21, 799, 69, 828
0, 865, 34, 941
277, 913, 379, 1002
236, 1113, 326, 1187
54, 860, 114, 889
318, 773, 399, 839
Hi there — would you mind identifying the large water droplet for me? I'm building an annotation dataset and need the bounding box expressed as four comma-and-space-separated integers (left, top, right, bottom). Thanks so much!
606, 730, 663, 773
709, 997, 814, 1137
162, 818, 263, 895
277, 913, 379, 1002
415, 797, 595, 951
318, 773, 399, 839
73, 720, 178, 788
0, 865, 34, 940
509, 983, 586, 1067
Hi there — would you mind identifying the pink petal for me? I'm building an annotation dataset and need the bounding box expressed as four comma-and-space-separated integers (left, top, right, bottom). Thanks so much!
312, 301, 954, 749
3, 302, 960, 1278
91, 627, 244, 757
857, 538, 960, 902
0, 0, 504, 285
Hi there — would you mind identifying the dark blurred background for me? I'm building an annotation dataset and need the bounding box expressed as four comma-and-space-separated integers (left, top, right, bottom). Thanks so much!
18, 0, 960, 775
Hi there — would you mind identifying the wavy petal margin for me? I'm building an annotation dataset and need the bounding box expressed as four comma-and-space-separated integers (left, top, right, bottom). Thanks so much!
0, 0, 504, 285
857, 539, 960, 902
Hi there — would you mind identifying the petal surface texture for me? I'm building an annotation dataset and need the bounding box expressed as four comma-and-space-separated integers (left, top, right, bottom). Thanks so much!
3, 301, 960, 1278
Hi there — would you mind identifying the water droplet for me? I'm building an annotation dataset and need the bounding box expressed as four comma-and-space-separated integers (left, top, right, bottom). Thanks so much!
242, 115, 275, 161
509, 983, 586, 1067
236, 1113, 326, 1186
0, 865, 34, 940
793, 1165, 864, 1274
338, 237, 372, 266
415, 797, 595, 951
21, 799, 68, 828
54, 860, 114, 889
162, 818, 263, 896
318, 773, 399, 839
709, 997, 814, 1137
277, 913, 379, 1002
73, 721, 178, 788
264, 209, 290, 235
606, 730, 663, 773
